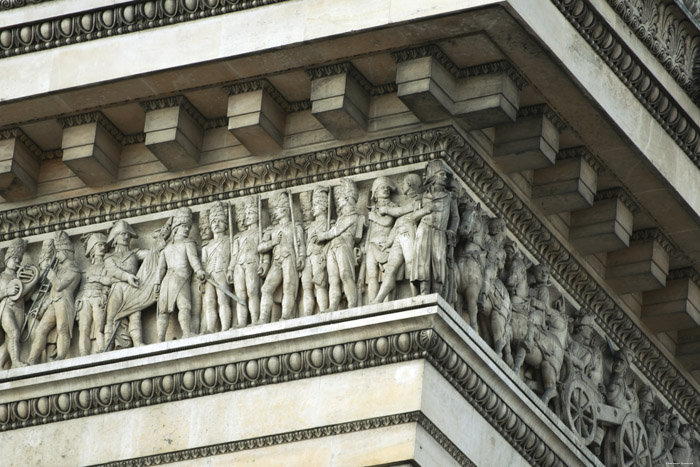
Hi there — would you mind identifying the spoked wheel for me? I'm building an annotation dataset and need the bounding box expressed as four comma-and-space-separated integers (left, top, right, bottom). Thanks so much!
562, 379, 597, 446
615, 414, 652, 467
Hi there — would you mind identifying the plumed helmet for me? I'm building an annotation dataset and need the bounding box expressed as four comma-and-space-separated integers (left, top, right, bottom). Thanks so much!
54, 231, 74, 252
208, 201, 227, 225
107, 220, 138, 245
300, 191, 313, 216
172, 207, 193, 230
85, 232, 107, 257
5, 238, 26, 261
335, 178, 358, 204
271, 191, 291, 214
371, 176, 396, 201
577, 312, 595, 329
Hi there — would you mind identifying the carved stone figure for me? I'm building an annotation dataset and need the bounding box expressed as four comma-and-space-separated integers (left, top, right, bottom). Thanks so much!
371, 173, 429, 304
478, 246, 511, 360
363, 177, 397, 303
511, 264, 568, 404
606, 348, 639, 414
454, 200, 486, 330
76, 233, 112, 355
646, 402, 673, 464
27, 231, 81, 363
317, 179, 363, 311
300, 187, 329, 315
201, 202, 233, 332
228, 198, 266, 327
0, 239, 35, 368
103, 220, 169, 349
155, 208, 206, 341
671, 424, 693, 464
258, 192, 305, 323
411, 160, 459, 296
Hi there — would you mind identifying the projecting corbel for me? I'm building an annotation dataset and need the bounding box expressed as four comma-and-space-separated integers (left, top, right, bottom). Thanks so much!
569, 188, 636, 255
226, 80, 287, 155
493, 104, 565, 173
307, 63, 370, 139
58, 112, 122, 186
392, 46, 525, 129
142, 96, 205, 170
605, 229, 671, 294
642, 268, 700, 333
531, 147, 600, 214
0, 129, 40, 201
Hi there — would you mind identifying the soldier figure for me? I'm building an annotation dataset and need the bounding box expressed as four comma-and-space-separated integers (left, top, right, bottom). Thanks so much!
103, 220, 150, 348
300, 187, 330, 315
201, 202, 233, 332
371, 174, 430, 304
27, 231, 81, 363
364, 177, 398, 303
0, 239, 34, 368
258, 192, 305, 323
317, 179, 362, 311
76, 233, 112, 355
228, 198, 266, 327
411, 161, 459, 296
155, 207, 206, 341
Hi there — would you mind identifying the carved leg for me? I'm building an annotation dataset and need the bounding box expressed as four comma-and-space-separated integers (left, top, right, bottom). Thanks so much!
259, 265, 282, 323
176, 293, 193, 339
371, 262, 400, 305
327, 254, 342, 311
244, 265, 261, 325
128, 312, 143, 347
280, 257, 298, 320
156, 312, 169, 342
203, 284, 218, 333
27, 310, 56, 364
55, 306, 71, 361
94, 301, 106, 353
339, 267, 356, 309
314, 284, 329, 313
2, 312, 25, 368
512, 346, 527, 375
78, 303, 92, 356
540, 361, 557, 405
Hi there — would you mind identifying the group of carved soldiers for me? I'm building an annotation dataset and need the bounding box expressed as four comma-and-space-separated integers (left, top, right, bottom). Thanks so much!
0, 160, 463, 366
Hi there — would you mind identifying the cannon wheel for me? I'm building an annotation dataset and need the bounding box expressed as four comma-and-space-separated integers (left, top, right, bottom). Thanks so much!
615, 413, 651, 467
562, 378, 597, 446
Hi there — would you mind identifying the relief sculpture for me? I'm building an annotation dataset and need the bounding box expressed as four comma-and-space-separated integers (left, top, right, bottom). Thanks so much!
0, 159, 696, 466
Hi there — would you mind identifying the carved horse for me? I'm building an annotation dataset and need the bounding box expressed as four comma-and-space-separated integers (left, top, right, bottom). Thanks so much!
455, 203, 487, 331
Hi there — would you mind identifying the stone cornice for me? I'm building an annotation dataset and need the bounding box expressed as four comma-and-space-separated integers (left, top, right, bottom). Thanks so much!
225, 79, 311, 113
391, 46, 528, 90
140, 95, 207, 129
667, 266, 700, 289
0, 328, 559, 466
306, 62, 398, 96
517, 104, 567, 132
0, 0, 290, 58
594, 187, 639, 213
57, 110, 125, 142
99, 411, 475, 467
0, 125, 696, 437
630, 228, 677, 256
557, 146, 604, 173
552, 0, 700, 168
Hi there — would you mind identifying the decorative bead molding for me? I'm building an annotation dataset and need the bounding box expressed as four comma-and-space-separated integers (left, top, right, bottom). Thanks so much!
557, 146, 604, 173
140, 95, 207, 130
306, 62, 398, 96
594, 187, 639, 213
0, 329, 558, 466
225, 79, 311, 113
99, 412, 475, 467
517, 104, 567, 132
0, 0, 290, 59
392, 45, 528, 91
552, 0, 700, 168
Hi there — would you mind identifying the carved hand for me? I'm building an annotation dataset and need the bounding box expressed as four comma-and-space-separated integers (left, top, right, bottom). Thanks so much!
127, 274, 139, 288
226, 270, 234, 285
195, 270, 206, 282
296, 257, 304, 271
377, 206, 389, 215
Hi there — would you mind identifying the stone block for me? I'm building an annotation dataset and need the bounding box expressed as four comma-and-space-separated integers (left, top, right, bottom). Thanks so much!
144, 98, 204, 170
0, 132, 40, 201
395, 52, 520, 129
493, 108, 560, 173
310, 67, 370, 139
228, 83, 286, 155
569, 192, 634, 255
532, 149, 598, 214
61, 120, 121, 185
642, 272, 700, 332
606, 232, 670, 294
